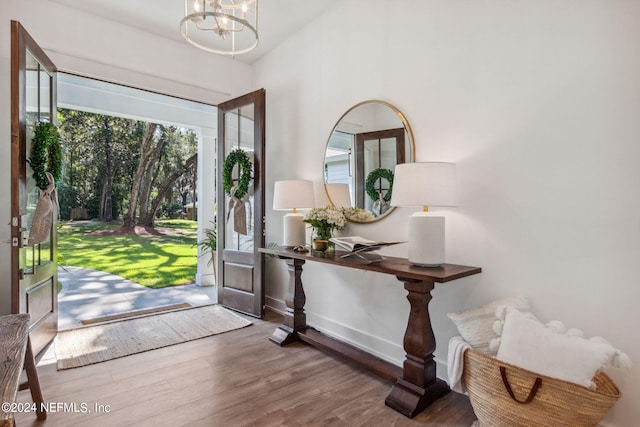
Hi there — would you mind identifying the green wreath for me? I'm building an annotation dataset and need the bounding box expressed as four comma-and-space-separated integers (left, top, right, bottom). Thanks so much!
222, 148, 253, 199
365, 168, 394, 202
29, 122, 62, 190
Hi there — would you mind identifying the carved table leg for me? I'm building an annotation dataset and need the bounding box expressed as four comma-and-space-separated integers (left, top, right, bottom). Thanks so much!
270, 257, 307, 346
385, 277, 450, 418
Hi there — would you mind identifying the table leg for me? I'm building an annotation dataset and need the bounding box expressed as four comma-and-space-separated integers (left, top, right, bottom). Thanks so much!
385, 277, 450, 418
270, 258, 307, 346
24, 338, 46, 421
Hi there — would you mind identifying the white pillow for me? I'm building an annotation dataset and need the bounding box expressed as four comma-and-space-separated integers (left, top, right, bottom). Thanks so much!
496, 307, 616, 388
447, 296, 529, 354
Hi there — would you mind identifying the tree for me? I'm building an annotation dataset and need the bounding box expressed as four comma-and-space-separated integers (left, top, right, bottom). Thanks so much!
137, 126, 170, 226
58, 109, 198, 226
123, 123, 158, 227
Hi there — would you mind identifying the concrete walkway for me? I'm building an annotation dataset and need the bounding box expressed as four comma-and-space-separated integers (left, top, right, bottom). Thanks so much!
58, 266, 216, 330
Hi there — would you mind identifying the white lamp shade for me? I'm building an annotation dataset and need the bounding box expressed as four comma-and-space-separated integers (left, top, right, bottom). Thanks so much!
325, 183, 352, 208
273, 180, 315, 210
390, 162, 458, 207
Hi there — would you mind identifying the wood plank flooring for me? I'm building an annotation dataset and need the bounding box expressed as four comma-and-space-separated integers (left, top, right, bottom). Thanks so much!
15, 310, 477, 427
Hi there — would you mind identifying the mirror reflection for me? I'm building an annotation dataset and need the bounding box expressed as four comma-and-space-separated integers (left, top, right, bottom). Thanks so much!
323, 100, 414, 223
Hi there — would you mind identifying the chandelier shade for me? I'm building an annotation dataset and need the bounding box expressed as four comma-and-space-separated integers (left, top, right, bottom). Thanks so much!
181, 0, 259, 56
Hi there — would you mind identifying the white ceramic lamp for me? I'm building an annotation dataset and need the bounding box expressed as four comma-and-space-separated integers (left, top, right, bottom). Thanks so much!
273, 180, 315, 247
390, 162, 458, 267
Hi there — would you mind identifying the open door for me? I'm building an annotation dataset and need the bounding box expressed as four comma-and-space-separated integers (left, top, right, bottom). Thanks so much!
217, 89, 265, 318
11, 21, 58, 356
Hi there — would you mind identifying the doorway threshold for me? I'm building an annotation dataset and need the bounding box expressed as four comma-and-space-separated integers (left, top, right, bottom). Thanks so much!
80, 303, 192, 326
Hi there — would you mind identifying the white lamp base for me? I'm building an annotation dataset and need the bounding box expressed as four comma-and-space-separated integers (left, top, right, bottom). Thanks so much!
408, 212, 445, 267
283, 213, 306, 247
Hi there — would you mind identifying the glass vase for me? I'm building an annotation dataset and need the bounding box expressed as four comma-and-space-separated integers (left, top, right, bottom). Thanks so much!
312, 226, 333, 252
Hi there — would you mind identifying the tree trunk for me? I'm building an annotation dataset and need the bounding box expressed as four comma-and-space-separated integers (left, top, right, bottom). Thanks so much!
123, 123, 158, 227
138, 132, 168, 225
99, 118, 114, 221
100, 174, 114, 221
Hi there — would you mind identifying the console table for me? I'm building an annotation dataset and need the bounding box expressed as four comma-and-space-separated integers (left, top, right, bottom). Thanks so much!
259, 246, 481, 418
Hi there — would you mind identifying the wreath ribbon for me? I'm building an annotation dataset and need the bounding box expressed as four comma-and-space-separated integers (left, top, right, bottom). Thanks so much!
226, 185, 252, 235
372, 192, 391, 217
27, 172, 59, 246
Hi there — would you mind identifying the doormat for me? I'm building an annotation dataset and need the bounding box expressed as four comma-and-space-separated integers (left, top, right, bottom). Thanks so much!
55, 304, 251, 370
80, 303, 192, 325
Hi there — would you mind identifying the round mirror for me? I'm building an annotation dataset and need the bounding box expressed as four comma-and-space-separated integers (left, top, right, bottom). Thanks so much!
323, 100, 415, 223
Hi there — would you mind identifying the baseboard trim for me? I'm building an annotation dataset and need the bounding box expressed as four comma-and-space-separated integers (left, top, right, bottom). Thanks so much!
306, 311, 404, 367
265, 295, 286, 315
265, 295, 448, 374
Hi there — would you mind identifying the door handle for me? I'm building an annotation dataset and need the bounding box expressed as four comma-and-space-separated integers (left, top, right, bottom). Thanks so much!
2, 238, 17, 246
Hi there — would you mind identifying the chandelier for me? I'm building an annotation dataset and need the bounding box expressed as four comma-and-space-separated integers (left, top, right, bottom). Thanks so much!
181, 0, 258, 56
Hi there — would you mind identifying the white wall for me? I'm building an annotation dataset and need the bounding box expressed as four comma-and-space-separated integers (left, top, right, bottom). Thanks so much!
1, 0, 639, 424
0, 0, 252, 314
254, 0, 640, 425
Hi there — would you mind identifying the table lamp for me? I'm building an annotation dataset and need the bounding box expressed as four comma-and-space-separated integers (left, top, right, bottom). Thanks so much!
273, 180, 315, 247
325, 183, 352, 208
390, 162, 458, 267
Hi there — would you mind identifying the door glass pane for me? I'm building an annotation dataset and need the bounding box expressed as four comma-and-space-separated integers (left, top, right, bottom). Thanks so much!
39, 64, 51, 121
223, 105, 255, 253
363, 137, 398, 211
23, 51, 53, 268
25, 51, 38, 125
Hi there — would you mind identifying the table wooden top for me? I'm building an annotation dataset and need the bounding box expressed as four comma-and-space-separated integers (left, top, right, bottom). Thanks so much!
1, 314, 31, 424
259, 246, 481, 282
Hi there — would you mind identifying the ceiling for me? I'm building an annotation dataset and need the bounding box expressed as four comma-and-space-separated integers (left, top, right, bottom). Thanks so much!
50, 0, 339, 64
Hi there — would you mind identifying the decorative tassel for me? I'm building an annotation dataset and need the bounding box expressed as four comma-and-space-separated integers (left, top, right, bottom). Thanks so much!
566, 328, 584, 338
611, 350, 633, 369
546, 320, 566, 334
589, 336, 611, 345
590, 336, 632, 369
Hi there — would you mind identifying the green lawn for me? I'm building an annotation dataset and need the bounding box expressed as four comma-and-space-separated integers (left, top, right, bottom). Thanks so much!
57, 219, 198, 289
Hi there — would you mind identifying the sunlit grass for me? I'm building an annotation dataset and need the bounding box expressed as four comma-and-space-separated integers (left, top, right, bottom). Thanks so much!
57, 219, 198, 289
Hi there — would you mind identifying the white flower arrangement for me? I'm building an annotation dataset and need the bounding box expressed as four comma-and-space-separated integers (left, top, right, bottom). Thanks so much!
342, 207, 375, 222
303, 205, 347, 230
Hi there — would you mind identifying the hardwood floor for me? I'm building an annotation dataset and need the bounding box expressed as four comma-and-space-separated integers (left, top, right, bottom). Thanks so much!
15, 310, 476, 427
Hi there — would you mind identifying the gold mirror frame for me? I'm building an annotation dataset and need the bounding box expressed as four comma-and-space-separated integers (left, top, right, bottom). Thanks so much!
323, 100, 415, 223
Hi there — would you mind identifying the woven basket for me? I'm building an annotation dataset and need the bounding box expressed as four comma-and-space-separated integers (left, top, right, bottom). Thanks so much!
463, 349, 620, 427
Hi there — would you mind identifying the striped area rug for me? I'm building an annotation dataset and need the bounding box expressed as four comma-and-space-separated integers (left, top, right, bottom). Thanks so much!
55, 304, 251, 370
